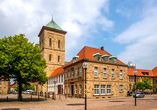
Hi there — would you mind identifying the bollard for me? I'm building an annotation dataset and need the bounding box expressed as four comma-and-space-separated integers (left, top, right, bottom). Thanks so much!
7, 96, 8, 102
31, 95, 32, 101
48, 93, 50, 98
45, 92, 47, 100
52, 92, 54, 100
65, 94, 67, 99
59, 94, 61, 100
38, 93, 39, 101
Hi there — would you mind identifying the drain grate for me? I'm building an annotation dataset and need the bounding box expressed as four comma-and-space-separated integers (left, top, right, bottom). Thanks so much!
67, 103, 85, 106
109, 101, 125, 102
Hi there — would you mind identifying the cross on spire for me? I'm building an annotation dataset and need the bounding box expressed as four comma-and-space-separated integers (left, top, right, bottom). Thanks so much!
52, 14, 53, 21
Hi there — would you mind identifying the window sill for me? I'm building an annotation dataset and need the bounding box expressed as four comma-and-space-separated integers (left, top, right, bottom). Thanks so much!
111, 78, 115, 79
94, 94, 99, 95
103, 77, 107, 79
94, 77, 98, 79
120, 78, 123, 80
119, 91, 123, 93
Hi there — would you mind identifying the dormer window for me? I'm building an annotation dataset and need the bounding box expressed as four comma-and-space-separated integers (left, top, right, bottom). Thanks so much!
101, 54, 109, 62
73, 56, 79, 63
110, 56, 117, 63
93, 53, 102, 61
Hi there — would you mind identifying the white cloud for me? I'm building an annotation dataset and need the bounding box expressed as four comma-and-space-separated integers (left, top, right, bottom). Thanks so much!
115, 2, 157, 69
0, 0, 113, 61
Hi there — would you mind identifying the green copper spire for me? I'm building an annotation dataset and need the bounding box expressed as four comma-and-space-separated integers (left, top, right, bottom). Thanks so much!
46, 20, 63, 31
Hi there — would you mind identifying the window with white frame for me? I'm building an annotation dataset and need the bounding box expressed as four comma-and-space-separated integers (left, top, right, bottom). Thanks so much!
68, 86, 70, 94
101, 85, 105, 95
0, 87, 2, 91
112, 69, 114, 78
4, 87, 6, 91
4, 81, 6, 85
65, 73, 67, 80
120, 85, 123, 92
94, 85, 99, 95
107, 85, 111, 94
72, 70, 73, 79
79, 85, 82, 94
75, 85, 77, 94
105, 57, 109, 62
59, 76, 60, 83
120, 70, 122, 79
68, 71, 70, 79
104, 68, 106, 78
79, 67, 82, 77
94, 67, 98, 77
75, 68, 77, 78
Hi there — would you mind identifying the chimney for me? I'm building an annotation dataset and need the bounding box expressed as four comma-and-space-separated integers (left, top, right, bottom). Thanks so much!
101, 46, 104, 51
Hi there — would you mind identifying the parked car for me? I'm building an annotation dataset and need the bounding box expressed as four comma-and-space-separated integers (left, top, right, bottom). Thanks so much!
24, 90, 34, 94
133, 92, 145, 98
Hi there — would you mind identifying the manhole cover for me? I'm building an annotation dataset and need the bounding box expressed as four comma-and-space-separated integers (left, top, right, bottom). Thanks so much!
109, 101, 125, 102
67, 103, 85, 106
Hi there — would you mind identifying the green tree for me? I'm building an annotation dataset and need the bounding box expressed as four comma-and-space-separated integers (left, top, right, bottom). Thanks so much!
14, 83, 35, 91
0, 34, 48, 101
136, 78, 154, 91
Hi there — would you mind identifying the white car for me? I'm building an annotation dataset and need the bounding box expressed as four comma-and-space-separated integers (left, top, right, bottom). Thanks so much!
24, 90, 34, 94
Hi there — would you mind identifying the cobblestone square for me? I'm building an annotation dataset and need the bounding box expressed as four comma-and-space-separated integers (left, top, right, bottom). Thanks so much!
0, 94, 157, 110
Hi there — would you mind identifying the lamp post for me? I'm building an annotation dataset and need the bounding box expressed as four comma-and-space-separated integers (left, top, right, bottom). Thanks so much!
134, 70, 137, 106
83, 62, 88, 110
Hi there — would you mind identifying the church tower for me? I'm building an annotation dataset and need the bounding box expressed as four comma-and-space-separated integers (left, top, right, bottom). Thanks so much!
38, 19, 67, 92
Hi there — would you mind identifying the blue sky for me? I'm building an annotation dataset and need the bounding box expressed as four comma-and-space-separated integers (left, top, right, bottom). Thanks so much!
0, 0, 157, 70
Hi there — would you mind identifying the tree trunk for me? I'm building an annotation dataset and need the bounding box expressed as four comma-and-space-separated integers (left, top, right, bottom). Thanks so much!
18, 72, 22, 101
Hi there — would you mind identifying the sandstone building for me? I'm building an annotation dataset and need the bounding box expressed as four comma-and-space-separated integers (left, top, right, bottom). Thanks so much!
38, 19, 157, 98
36, 19, 67, 93
0, 74, 10, 94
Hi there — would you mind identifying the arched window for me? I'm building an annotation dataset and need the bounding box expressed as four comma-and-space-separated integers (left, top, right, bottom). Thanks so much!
49, 54, 51, 61
58, 40, 60, 48
58, 56, 60, 62
49, 38, 51, 47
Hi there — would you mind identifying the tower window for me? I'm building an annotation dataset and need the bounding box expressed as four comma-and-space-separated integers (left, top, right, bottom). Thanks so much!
49, 38, 51, 47
49, 54, 51, 61
58, 40, 60, 48
58, 56, 60, 62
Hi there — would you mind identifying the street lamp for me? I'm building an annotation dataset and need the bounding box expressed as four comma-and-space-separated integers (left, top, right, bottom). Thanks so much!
134, 70, 137, 106
83, 62, 88, 110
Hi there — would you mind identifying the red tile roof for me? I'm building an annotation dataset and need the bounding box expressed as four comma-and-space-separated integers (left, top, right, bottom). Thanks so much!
10, 84, 17, 88
128, 68, 153, 77
67, 46, 124, 65
49, 64, 67, 78
49, 46, 125, 78
152, 67, 157, 76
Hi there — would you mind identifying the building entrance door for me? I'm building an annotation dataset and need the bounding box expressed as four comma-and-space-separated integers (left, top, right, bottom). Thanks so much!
71, 85, 74, 96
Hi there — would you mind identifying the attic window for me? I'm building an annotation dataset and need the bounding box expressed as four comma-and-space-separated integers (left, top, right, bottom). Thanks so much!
142, 72, 149, 75
73, 56, 79, 63
109, 56, 117, 63
101, 54, 109, 62
93, 53, 102, 61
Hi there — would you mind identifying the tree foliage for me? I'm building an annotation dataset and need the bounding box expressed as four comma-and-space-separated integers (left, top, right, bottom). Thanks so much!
0, 34, 48, 101
14, 83, 35, 91
136, 78, 154, 91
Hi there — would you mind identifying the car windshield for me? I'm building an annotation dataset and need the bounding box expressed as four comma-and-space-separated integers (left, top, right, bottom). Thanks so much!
136, 92, 141, 94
